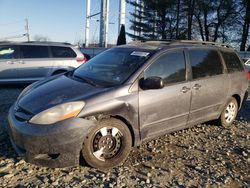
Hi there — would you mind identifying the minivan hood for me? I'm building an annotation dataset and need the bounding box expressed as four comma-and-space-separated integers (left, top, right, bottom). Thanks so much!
17, 75, 111, 114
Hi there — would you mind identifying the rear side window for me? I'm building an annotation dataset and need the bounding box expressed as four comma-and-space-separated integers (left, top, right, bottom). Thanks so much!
0, 46, 17, 59
189, 49, 223, 79
20, 45, 49, 58
51, 46, 76, 58
221, 51, 244, 73
145, 51, 186, 85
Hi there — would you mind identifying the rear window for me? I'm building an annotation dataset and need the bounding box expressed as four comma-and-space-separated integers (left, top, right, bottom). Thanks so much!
189, 49, 223, 79
0, 46, 17, 59
20, 45, 50, 58
51, 46, 76, 58
221, 51, 244, 73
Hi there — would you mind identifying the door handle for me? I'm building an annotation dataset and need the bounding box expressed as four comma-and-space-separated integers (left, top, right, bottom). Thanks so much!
193, 83, 201, 90
6, 61, 14, 64
181, 86, 190, 93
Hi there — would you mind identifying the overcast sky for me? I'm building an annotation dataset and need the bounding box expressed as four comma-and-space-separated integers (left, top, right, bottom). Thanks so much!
0, 0, 133, 44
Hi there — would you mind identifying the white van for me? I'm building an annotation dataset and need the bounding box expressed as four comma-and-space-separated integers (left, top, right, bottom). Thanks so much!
0, 41, 87, 83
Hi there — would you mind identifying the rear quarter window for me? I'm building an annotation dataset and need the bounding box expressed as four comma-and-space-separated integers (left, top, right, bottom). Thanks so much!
189, 49, 223, 79
221, 51, 244, 73
20, 45, 50, 58
0, 46, 17, 59
51, 46, 76, 58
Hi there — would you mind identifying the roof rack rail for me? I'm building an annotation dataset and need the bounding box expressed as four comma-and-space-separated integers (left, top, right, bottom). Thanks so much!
172, 40, 232, 48
0, 41, 13, 43
144, 39, 232, 49
23, 41, 72, 45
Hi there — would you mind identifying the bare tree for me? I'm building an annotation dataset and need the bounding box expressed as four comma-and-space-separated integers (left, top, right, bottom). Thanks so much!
186, 0, 196, 40
240, 0, 250, 51
194, 0, 237, 42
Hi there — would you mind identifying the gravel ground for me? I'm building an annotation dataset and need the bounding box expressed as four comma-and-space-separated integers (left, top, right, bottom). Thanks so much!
0, 85, 249, 188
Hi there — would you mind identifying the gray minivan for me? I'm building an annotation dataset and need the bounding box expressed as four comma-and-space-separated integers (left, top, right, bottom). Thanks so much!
8, 40, 248, 170
0, 41, 86, 83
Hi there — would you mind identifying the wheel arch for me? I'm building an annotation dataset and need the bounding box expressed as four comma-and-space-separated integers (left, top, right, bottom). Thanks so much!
232, 94, 241, 108
82, 114, 138, 147
111, 115, 136, 147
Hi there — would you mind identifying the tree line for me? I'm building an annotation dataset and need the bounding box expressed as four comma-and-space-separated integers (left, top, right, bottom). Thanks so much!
127, 0, 250, 51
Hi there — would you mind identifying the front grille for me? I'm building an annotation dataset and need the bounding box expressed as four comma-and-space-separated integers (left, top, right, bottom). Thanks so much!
14, 105, 33, 122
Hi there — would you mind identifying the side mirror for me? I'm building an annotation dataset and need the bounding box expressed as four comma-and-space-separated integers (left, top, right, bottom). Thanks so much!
140, 76, 164, 90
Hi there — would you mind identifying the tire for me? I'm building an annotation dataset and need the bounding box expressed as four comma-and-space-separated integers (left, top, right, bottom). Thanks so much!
82, 118, 132, 170
219, 97, 238, 128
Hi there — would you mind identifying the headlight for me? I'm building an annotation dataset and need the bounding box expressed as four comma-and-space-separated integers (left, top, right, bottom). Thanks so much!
29, 101, 85, 125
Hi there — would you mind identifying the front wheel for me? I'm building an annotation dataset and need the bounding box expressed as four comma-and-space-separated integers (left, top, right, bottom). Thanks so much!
219, 97, 238, 128
82, 118, 132, 170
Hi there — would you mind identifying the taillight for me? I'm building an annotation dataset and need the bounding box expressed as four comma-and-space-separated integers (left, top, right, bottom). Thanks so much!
245, 71, 250, 80
77, 57, 87, 63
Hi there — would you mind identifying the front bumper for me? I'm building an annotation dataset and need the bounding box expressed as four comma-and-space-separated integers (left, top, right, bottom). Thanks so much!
8, 105, 95, 168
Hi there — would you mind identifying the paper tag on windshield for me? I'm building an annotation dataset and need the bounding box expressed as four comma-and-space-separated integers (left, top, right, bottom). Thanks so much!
131, 51, 149, 57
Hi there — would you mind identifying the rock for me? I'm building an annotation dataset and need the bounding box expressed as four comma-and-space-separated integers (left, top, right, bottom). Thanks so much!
81, 179, 87, 183
4, 173, 14, 179
242, 151, 248, 157
109, 183, 114, 187
224, 177, 230, 184
0, 164, 13, 172
42, 177, 49, 183
15, 160, 26, 166
140, 181, 145, 185
52, 181, 59, 186
195, 166, 202, 171
146, 178, 150, 184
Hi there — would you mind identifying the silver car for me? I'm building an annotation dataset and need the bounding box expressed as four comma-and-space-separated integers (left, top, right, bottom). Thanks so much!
0, 41, 87, 83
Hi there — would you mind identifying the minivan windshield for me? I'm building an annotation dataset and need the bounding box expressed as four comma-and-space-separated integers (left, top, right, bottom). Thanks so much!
73, 48, 153, 86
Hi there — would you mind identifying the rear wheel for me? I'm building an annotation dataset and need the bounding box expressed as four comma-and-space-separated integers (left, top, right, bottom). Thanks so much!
82, 118, 132, 170
219, 97, 238, 128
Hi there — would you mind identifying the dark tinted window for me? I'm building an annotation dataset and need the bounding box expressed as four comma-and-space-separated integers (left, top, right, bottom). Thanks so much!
20, 45, 49, 58
0, 46, 17, 59
145, 51, 186, 85
51, 46, 76, 58
189, 49, 223, 79
221, 51, 244, 73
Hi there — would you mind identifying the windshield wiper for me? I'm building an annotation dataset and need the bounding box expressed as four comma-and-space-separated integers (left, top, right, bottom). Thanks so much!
73, 74, 99, 86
